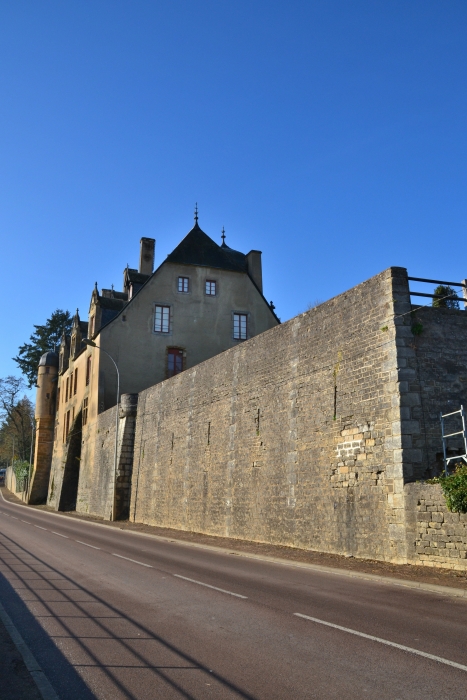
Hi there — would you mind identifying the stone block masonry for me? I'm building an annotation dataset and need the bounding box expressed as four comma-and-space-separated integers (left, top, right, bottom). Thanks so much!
127, 267, 406, 562
52, 265, 467, 570
405, 483, 467, 570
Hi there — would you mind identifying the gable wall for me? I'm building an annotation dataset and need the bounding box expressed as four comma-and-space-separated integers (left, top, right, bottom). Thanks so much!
97, 261, 278, 411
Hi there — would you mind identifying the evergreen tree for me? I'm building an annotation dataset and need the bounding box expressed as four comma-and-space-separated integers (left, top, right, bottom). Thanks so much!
432, 285, 460, 310
13, 309, 72, 387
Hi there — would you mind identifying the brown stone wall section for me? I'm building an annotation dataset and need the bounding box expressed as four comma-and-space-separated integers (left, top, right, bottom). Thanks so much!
129, 267, 405, 562
76, 394, 138, 520
405, 483, 467, 570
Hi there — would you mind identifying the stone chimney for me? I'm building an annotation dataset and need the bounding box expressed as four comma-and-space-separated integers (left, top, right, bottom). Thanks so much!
246, 250, 263, 292
139, 238, 155, 275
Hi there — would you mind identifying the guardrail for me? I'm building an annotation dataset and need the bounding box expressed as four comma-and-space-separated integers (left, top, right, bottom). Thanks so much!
408, 276, 467, 306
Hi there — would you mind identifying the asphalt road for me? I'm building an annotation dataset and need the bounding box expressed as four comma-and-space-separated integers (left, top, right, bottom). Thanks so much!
0, 494, 466, 699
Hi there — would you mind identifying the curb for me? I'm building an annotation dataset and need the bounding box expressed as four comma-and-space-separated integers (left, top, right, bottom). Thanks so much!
2, 488, 467, 601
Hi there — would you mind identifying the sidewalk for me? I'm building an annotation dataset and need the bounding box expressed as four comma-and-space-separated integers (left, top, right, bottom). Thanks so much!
2, 486, 467, 594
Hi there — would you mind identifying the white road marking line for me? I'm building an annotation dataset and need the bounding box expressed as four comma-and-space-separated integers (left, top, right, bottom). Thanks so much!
173, 574, 248, 599
0, 601, 60, 700
34, 526, 47, 530
76, 540, 100, 550
10, 516, 18, 519
294, 613, 467, 673
112, 553, 152, 568
20, 520, 31, 524
51, 531, 68, 538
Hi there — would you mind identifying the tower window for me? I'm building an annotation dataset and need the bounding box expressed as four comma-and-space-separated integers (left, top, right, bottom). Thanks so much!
178, 277, 189, 293
154, 305, 170, 333
86, 356, 91, 386
205, 280, 217, 296
82, 397, 88, 426
233, 313, 248, 340
167, 348, 184, 378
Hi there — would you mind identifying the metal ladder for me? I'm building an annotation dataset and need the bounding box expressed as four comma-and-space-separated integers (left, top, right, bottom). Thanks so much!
440, 406, 467, 475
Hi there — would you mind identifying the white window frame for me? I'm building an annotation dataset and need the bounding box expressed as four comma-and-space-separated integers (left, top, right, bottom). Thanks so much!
154, 305, 171, 334
205, 279, 217, 296
178, 276, 189, 293
233, 312, 248, 340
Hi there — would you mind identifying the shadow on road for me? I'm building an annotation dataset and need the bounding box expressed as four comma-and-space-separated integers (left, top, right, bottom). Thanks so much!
0, 532, 259, 699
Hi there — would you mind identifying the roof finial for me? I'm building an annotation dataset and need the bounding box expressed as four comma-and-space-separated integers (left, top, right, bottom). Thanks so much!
221, 226, 226, 245
194, 202, 198, 224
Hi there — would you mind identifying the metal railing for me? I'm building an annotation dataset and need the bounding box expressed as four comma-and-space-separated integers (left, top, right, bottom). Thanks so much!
440, 406, 467, 475
408, 276, 467, 306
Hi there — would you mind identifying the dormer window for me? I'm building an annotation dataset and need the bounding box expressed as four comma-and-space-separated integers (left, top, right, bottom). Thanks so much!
89, 315, 95, 337
178, 277, 189, 293
70, 336, 76, 357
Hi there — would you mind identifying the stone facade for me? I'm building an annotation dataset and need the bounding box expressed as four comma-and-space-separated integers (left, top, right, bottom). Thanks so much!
39, 264, 467, 570
124, 266, 406, 561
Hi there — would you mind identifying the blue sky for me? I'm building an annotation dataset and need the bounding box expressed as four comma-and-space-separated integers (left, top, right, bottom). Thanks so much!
1, 1, 467, 384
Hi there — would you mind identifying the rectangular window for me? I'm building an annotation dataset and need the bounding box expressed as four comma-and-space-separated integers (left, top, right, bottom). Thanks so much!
154, 305, 170, 333
65, 376, 69, 401
86, 356, 91, 386
233, 313, 248, 340
82, 397, 88, 426
167, 348, 184, 378
205, 280, 216, 296
73, 368, 78, 395
89, 315, 95, 337
64, 410, 70, 441
178, 277, 189, 293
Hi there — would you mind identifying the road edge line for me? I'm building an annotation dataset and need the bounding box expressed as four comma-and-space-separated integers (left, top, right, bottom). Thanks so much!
2, 487, 467, 601
0, 601, 60, 700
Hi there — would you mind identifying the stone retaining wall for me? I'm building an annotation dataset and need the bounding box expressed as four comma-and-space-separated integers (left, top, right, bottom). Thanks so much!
405, 483, 467, 570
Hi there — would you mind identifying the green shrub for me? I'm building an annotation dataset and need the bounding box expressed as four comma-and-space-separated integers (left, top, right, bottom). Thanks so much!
430, 463, 467, 513
13, 460, 30, 481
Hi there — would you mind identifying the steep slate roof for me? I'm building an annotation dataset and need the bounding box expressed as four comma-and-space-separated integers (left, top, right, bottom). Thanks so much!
166, 223, 247, 272
126, 269, 150, 285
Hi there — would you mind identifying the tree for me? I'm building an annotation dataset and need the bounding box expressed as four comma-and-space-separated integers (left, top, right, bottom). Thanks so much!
432, 285, 460, 310
0, 377, 35, 466
13, 309, 72, 387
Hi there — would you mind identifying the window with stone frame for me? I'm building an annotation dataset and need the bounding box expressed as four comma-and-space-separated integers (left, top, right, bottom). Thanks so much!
82, 397, 88, 426
233, 313, 248, 340
167, 347, 184, 378
205, 280, 217, 296
86, 356, 91, 386
154, 305, 170, 333
178, 277, 189, 293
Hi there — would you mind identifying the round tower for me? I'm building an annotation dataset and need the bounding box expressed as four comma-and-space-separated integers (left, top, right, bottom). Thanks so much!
29, 351, 59, 504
